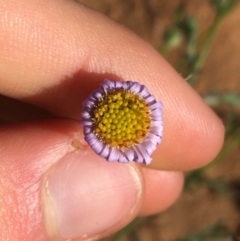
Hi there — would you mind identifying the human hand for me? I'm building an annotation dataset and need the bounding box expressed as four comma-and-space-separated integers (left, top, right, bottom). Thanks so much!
0, 0, 224, 240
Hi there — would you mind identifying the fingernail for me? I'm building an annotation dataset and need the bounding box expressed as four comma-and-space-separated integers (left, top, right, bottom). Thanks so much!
43, 151, 142, 240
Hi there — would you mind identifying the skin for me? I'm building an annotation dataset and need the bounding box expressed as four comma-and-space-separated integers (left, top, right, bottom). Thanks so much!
0, 0, 224, 240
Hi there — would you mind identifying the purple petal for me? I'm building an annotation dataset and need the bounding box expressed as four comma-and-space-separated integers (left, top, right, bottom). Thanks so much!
150, 108, 162, 116
151, 114, 163, 121
107, 147, 119, 162
82, 120, 93, 127
129, 82, 141, 93
139, 85, 150, 98
125, 148, 134, 161
132, 147, 143, 163
91, 141, 104, 154
150, 126, 163, 136
103, 78, 111, 85
87, 136, 98, 146
147, 133, 162, 144
137, 145, 152, 165
85, 133, 96, 141
148, 138, 162, 148
84, 94, 97, 105
82, 104, 93, 113
126, 80, 134, 86
88, 94, 97, 101
82, 111, 91, 120
118, 151, 128, 163
150, 114, 162, 120
100, 145, 111, 158
142, 140, 157, 155
103, 78, 115, 89
151, 120, 163, 127
145, 96, 156, 105
92, 90, 103, 99
122, 81, 129, 90
115, 81, 123, 88
125, 81, 135, 90
83, 127, 92, 134
101, 82, 110, 94
82, 99, 95, 108
149, 102, 163, 111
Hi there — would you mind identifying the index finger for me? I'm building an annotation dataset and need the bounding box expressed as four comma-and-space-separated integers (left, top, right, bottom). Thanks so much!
0, 0, 224, 170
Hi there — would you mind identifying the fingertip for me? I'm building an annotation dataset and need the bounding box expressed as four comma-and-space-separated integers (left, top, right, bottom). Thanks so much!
150, 76, 225, 171
139, 169, 184, 216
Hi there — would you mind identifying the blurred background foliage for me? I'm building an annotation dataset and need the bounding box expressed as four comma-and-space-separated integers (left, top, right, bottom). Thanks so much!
76, 0, 240, 240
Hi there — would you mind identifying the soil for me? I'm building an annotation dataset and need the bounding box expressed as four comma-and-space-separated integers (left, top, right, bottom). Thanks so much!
75, 0, 240, 240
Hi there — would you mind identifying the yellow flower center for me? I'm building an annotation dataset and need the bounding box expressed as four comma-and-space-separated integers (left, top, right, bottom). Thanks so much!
92, 89, 151, 148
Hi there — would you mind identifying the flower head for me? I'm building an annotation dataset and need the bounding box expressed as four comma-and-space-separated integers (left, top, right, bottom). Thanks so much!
81, 79, 163, 165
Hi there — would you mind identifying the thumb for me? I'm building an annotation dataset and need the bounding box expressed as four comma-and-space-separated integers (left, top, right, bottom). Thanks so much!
0, 120, 143, 240
44, 153, 142, 240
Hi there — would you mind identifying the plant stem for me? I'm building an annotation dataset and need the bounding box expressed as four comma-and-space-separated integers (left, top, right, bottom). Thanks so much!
187, 13, 224, 85
112, 218, 140, 241
187, 1, 240, 85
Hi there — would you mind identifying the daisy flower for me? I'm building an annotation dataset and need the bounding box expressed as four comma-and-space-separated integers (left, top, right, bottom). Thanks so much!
81, 79, 163, 165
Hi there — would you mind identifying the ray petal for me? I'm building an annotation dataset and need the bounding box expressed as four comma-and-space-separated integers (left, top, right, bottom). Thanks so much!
139, 85, 150, 98
137, 144, 152, 165
151, 120, 163, 127
100, 145, 111, 158
147, 133, 162, 144
104, 78, 115, 89
115, 81, 123, 88
142, 140, 157, 155
118, 151, 128, 163
130, 82, 141, 93
145, 95, 156, 105
132, 147, 143, 163
125, 148, 134, 161
91, 140, 104, 154
148, 102, 163, 110
107, 147, 119, 162
150, 126, 163, 136
81, 120, 93, 126
81, 111, 91, 119
83, 127, 92, 134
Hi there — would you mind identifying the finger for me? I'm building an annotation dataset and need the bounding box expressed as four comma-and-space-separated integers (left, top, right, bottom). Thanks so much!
0, 94, 53, 124
0, 0, 224, 171
0, 119, 179, 240
139, 169, 184, 216
0, 120, 142, 240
